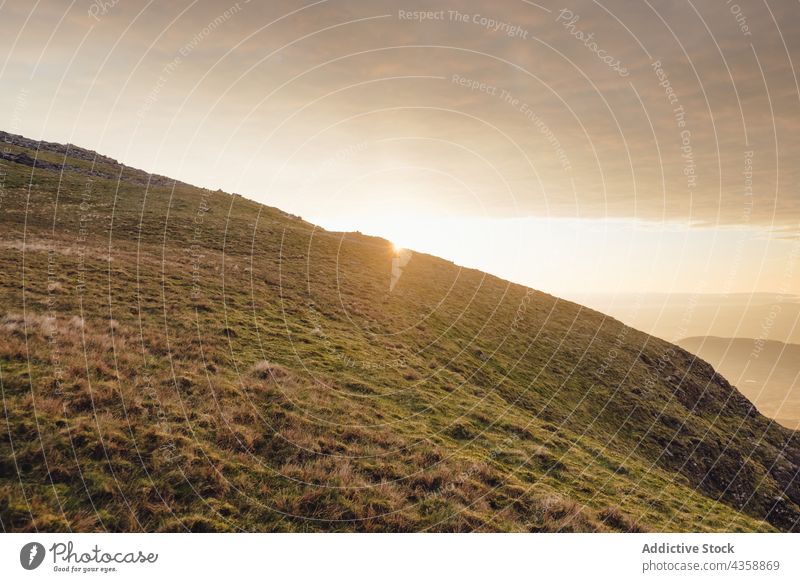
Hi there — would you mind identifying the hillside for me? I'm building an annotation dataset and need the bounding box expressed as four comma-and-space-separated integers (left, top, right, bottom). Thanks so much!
678, 337, 800, 430
1, 131, 799, 532
580, 293, 800, 345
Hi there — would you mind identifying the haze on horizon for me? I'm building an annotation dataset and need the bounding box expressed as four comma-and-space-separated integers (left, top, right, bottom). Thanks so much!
1, 0, 799, 300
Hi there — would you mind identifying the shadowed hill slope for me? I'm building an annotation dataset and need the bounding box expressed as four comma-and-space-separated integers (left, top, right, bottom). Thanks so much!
1, 132, 798, 532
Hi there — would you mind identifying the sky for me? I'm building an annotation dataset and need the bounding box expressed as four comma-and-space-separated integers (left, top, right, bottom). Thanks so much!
1, 0, 799, 298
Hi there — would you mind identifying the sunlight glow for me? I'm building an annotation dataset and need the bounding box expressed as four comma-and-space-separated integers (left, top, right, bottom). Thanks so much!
308, 213, 799, 299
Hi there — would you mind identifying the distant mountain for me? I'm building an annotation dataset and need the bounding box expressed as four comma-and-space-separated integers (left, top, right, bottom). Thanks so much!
578, 292, 800, 345
1, 130, 799, 532
678, 337, 800, 430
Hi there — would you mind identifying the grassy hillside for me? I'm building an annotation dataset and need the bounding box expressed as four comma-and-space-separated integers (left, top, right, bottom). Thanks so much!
1, 131, 799, 532
679, 337, 800, 430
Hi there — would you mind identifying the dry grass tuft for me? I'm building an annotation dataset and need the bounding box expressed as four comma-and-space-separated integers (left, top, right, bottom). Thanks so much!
252, 360, 291, 382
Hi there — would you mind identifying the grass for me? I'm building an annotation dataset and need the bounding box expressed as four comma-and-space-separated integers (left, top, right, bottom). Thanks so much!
0, 132, 798, 532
